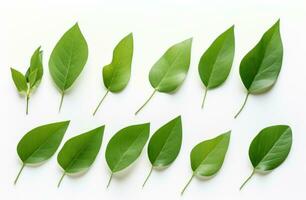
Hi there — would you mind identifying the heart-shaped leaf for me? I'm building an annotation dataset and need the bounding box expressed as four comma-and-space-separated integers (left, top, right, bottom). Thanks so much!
142, 116, 182, 187
198, 26, 235, 108
135, 38, 192, 114
93, 33, 134, 116
10, 47, 43, 114
235, 20, 283, 118
105, 123, 150, 187
49, 23, 88, 112
240, 125, 292, 190
57, 126, 105, 187
14, 121, 70, 184
181, 131, 230, 195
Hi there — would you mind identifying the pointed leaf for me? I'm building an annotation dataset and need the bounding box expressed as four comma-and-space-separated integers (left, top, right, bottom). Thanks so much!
49, 23, 88, 91
10, 68, 28, 93
149, 38, 192, 92
28, 69, 38, 88
103, 33, 134, 92
198, 26, 235, 89
26, 47, 43, 88
190, 131, 230, 177
17, 121, 70, 164
249, 125, 292, 171
148, 116, 182, 167
239, 20, 283, 94
105, 123, 150, 173
57, 126, 104, 174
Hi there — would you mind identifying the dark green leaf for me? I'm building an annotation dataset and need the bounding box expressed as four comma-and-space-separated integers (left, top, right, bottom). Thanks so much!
49, 23, 88, 111
235, 20, 283, 118
143, 116, 182, 187
14, 121, 70, 184
240, 125, 292, 190
198, 26, 235, 108
57, 126, 105, 187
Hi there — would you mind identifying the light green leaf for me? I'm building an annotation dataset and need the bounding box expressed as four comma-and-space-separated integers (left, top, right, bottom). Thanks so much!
49, 23, 88, 111
105, 123, 150, 187
143, 116, 182, 187
135, 38, 192, 115
181, 131, 231, 195
57, 126, 105, 187
11, 68, 28, 94
28, 69, 38, 89
235, 20, 283, 118
240, 125, 292, 190
198, 26, 235, 108
26, 46, 43, 89
14, 121, 70, 185
93, 33, 134, 116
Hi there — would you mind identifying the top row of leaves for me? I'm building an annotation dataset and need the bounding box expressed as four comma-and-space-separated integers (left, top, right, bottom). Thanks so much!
11, 20, 283, 117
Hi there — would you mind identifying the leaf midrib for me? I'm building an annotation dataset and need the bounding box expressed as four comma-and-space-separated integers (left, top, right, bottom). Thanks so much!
61, 39, 75, 91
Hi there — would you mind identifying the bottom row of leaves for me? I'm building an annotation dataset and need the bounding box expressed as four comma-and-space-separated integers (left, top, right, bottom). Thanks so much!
14, 116, 292, 194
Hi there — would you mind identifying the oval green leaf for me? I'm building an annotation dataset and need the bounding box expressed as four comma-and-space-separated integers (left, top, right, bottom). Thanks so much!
235, 20, 283, 118
142, 116, 182, 187
11, 68, 28, 94
93, 33, 134, 116
14, 121, 70, 184
198, 26, 235, 108
181, 131, 230, 195
135, 38, 192, 114
105, 123, 150, 187
57, 126, 105, 187
240, 125, 292, 190
49, 23, 88, 111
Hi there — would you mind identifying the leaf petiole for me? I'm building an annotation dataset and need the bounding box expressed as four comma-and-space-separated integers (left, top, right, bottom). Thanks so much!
142, 166, 153, 188
26, 93, 30, 115
57, 172, 66, 188
93, 90, 109, 116
240, 169, 255, 190
106, 173, 113, 188
135, 90, 156, 115
14, 163, 25, 185
234, 93, 249, 118
201, 89, 208, 109
181, 174, 194, 195
58, 92, 65, 112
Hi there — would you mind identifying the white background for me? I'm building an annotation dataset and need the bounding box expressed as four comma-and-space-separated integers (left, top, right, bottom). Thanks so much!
1, 0, 306, 199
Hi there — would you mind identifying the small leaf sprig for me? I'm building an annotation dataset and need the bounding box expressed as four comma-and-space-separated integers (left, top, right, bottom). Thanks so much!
11, 47, 43, 114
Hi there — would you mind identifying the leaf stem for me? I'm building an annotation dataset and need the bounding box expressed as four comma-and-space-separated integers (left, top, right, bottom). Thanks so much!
201, 89, 208, 109
106, 173, 113, 188
240, 169, 255, 190
135, 90, 156, 115
93, 90, 109, 116
142, 166, 154, 188
57, 172, 66, 188
181, 174, 194, 196
14, 163, 25, 185
26, 94, 30, 115
58, 92, 65, 112
234, 93, 249, 119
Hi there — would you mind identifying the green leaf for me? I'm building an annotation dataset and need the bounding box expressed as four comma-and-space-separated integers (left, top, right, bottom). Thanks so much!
235, 20, 283, 118
14, 121, 70, 185
93, 33, 134, 116
49, 23, 89, 111
198, 26, 235, 108
135, 38, 192, 115
240, 125, 292, 190
105, 123, 150, 187
11, 68, 28, 94
26, 46, 43, 89
181, 131, 231, 195
57, 126, 105, 187
143, 116, 182, 187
